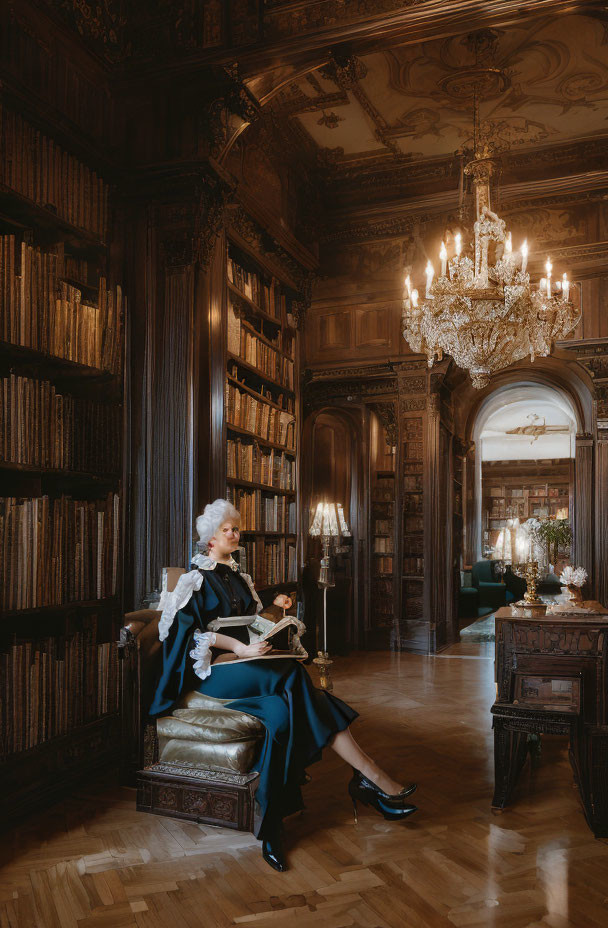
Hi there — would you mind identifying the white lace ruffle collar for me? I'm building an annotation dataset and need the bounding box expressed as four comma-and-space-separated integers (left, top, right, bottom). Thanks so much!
190, 553, 239, 571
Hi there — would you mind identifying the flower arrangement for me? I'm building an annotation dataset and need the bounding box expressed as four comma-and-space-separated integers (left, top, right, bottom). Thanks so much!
559, 565, 588, 587
559, 565, 588, 603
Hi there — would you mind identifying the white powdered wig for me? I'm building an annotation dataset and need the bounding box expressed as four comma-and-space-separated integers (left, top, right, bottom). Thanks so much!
195, 498, 241, 547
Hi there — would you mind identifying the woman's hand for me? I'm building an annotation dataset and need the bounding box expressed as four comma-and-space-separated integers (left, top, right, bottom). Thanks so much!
234, 640, 273, 659
273, 594, 292, 609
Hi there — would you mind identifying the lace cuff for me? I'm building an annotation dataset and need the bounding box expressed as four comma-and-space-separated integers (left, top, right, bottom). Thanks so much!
240, 571, 264, 614
189, 630, 217, 681
158, 569, 204, 642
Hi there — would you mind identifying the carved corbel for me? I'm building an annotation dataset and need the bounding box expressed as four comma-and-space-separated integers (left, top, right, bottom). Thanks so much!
204, 63, 261, 158
193, 172, 236, 269
369, 402, 398, 448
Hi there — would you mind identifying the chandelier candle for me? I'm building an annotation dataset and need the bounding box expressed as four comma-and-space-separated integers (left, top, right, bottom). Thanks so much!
440, 242, 447, 277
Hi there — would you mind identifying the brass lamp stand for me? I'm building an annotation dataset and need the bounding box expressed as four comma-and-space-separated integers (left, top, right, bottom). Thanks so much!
309, 501, 351, 692
512, 561, 547, 616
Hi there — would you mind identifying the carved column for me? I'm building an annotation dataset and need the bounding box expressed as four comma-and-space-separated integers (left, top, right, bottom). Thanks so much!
595, 430, 608, 606
574, 434, 594, 595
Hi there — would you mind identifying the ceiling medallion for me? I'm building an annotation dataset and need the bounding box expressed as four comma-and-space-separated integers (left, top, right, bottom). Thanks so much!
402, 37, 580, 389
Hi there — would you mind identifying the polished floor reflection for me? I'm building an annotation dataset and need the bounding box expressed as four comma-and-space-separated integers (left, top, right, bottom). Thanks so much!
2, 642, 608, 927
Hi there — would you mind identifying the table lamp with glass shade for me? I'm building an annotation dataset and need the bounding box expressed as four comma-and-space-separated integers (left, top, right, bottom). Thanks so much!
308, 501, 351, 691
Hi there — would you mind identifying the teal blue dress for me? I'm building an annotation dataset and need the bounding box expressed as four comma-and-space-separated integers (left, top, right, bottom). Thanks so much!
149, 560, 358, 838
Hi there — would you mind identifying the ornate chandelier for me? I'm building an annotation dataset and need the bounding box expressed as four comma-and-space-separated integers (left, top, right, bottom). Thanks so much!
402, 62, 580, 389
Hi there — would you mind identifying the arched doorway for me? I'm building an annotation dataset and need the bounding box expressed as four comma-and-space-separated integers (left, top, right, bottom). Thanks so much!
452, 357, 602, 638
473, 383, 578, 568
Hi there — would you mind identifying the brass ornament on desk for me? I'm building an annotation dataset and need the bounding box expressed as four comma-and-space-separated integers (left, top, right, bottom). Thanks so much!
308, 501, 351, 692
511, 561, 547, 616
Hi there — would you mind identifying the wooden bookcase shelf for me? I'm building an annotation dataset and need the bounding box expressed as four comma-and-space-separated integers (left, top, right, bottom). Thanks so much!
227, 352, 295, 396
0, 460, 119, 483
225, 237, 300, 591
0, 91, 124, 819
226, 477, 295, 495
226, 422, 295, 455
1, 597, 119, 621
0, 183, 107, 255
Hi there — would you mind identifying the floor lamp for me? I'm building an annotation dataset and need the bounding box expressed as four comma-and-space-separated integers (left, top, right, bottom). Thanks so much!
308, 501, 351, 691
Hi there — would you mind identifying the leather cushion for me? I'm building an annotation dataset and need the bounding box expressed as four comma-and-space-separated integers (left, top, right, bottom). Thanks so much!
157, 711, 263, 743
157, 735, 259, 774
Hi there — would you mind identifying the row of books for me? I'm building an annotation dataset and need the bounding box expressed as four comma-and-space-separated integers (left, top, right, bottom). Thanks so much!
227, 486, 297, 534
372, 577, 393, 597
0, 236, 122, 372
227, 440, 295, 490
403, 557, 424, 576
374, 556, 393, 575
1, 374, 121, 473
0, 493, 120, 612
405, 515, 423, 533
0, 616, 119, 756
403, 536, 424, 556
240, 538, 297, 587
225, 382, 295, 449
374, 519, 392, 534
0, 105, 109, 239
373, 537, 394, 554
403, 475, 423, 491
227, 370, 295, 414
403, 493, 423, 513
228, 305, 295, 389
227, 256, 285, 320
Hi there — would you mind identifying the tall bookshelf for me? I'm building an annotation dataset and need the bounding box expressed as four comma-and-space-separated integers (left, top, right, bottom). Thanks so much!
224, 238, 298, 594
370, 417, 396, 631
0, 96, 124, 822
401, 416, 424, 640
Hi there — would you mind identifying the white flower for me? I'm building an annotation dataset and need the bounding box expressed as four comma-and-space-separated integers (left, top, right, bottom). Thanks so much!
559, 565, 588, 587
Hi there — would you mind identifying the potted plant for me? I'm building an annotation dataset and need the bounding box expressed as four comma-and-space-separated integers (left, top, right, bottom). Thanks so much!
536, 518, 572, 571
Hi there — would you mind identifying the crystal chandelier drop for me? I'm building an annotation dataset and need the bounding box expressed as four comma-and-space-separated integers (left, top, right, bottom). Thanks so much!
402, 71, 580, 389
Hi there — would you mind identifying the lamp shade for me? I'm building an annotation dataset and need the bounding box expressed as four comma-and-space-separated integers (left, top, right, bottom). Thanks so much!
309, 501, 351, 539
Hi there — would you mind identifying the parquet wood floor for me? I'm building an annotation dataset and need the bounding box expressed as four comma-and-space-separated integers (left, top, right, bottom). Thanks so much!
3, 643, 608, 928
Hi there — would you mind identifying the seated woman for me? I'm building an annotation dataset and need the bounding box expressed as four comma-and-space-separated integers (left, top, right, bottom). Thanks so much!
149, 498, 418, 872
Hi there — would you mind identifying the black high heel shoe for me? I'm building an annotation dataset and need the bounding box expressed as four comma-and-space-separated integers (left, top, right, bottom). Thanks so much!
351, 768, 417, 800
261, 820, 288, 872
348, 770, 418, 824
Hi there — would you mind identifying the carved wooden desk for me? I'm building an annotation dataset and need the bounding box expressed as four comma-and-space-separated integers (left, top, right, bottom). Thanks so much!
491, 602, 608, 837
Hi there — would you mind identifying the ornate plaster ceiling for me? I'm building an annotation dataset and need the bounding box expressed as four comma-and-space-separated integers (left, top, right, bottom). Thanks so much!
267, 13, 608, 170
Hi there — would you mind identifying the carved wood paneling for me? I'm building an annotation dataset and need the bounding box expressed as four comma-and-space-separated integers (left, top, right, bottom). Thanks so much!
318, 311, 351, 352
354, 306, 391, 349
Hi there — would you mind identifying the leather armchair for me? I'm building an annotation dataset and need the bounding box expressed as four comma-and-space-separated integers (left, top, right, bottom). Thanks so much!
471, 560, 508, 610
119, 577, 264, 830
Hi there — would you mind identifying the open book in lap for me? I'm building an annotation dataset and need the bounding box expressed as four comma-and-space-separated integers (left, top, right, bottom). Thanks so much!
207, 604, 308, 664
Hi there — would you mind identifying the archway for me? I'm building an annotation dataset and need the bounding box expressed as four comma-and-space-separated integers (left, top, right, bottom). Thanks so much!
473, 382, 578, 566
